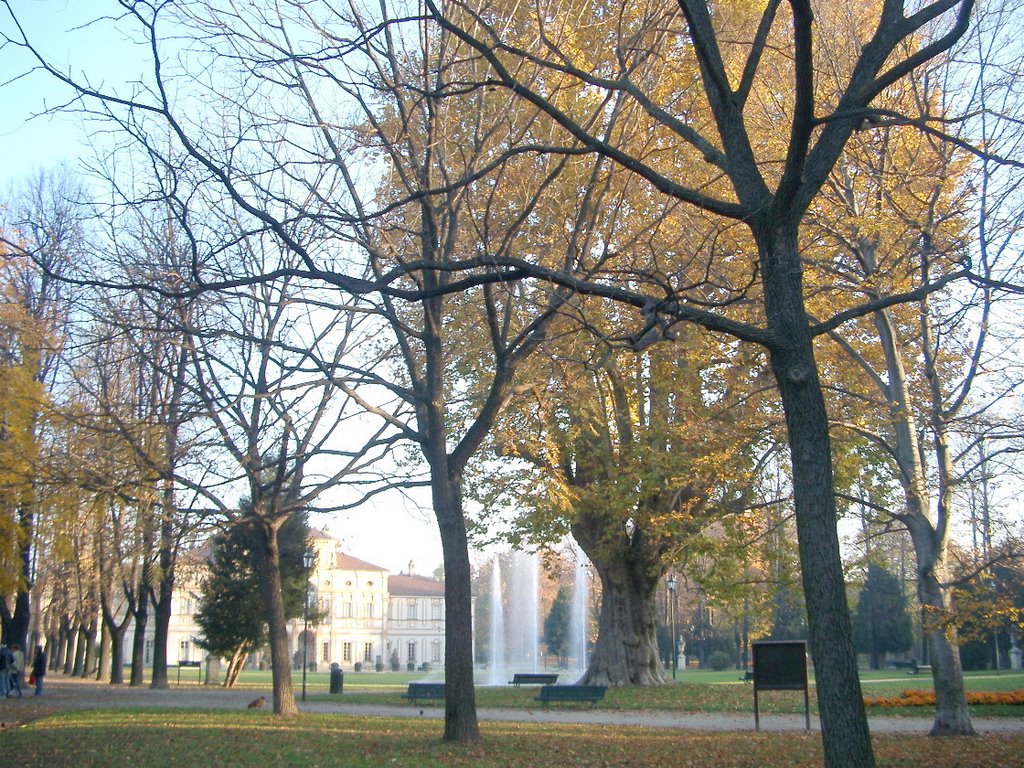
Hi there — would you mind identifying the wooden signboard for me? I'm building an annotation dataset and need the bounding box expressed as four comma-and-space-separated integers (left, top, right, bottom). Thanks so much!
752, 640, 810, 731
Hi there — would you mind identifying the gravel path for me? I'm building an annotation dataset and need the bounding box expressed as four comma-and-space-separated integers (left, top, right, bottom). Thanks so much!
1, 675, 1020, 736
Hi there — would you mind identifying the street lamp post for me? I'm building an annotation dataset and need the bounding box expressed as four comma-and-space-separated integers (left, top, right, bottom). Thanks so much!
302, 551, 314, 702
667, 573, 677, 680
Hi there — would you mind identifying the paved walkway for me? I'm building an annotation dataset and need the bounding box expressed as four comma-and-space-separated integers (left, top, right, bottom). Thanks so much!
2, 676, 1020, 735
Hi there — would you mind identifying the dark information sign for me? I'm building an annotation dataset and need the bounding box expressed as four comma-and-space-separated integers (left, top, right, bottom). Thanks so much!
752, 640, 810, 730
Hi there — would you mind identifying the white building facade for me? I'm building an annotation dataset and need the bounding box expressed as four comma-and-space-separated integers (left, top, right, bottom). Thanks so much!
135, 530, 448, 673
300, 531, 447, 671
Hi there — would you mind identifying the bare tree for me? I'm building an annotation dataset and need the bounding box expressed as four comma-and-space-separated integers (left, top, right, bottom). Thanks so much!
178, 228, 401, 715
60, 307, 174, 685
0, 0, 591, 738
87, 198, 207, 690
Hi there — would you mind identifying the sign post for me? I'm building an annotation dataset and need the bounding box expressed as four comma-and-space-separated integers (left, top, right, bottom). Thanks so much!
752, 640, 810, 731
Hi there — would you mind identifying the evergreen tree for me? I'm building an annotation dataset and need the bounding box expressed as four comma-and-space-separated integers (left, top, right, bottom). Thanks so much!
853, 563, 913, 670
770, 584, 809, 641
544, 586, 573, 667
195, 506, 314, 685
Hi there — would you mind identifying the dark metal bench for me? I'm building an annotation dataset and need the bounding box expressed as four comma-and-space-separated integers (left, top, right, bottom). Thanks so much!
176, 660, 202, 684
509, 673, 558, 687
535, 684, 607, 707
401, 682, 445, 703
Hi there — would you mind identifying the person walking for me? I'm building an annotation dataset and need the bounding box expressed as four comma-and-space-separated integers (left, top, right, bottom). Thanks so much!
9, 643, 24, 697
30, 645, 46, 696
0, 642, 12, 698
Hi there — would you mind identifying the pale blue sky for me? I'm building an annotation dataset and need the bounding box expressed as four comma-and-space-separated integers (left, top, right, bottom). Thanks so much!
1, 1, 153, 183
1, 2, 451, 575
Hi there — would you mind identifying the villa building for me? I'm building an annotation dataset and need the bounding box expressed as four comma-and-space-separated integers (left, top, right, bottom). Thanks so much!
302, 531, 447, 671
144, 530, 448, 674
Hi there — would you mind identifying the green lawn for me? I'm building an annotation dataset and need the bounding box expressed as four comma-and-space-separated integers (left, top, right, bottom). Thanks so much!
205, 667, 1024, 717
1, 710, 1021, 768
2, 670, 1020, 767
223, 666, 1024, 693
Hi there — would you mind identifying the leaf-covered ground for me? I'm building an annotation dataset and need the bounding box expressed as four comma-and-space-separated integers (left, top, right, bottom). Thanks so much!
1, 710, 1021, 768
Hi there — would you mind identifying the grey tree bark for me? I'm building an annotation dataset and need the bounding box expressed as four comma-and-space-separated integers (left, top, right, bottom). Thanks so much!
572, 527, 669, 687
252, 515, 298, 716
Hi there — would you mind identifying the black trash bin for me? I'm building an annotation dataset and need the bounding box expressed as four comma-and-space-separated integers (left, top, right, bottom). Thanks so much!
330, 663, 344, 694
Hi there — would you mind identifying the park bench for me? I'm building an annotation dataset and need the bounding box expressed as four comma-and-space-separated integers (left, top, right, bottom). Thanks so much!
888, 660, 931, 675
740, 670, 753, 681
401, 682, 445, 703
535, 684, 607, 707
509, 673, 558, 687
176, 660, 202, 684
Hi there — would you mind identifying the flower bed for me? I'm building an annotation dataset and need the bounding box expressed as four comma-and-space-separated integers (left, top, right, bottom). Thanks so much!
864, 689, 1024, 707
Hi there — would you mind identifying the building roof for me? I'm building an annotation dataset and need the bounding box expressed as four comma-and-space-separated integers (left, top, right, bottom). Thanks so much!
178, 546, 211, 566
388, 573, 446, 597
334, 552, 387, 572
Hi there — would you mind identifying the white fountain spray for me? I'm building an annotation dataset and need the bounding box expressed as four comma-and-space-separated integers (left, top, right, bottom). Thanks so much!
528, 551, 539, 672
507, 550, 540, 674
488, 554, 506, 685
569, 547, 590, 675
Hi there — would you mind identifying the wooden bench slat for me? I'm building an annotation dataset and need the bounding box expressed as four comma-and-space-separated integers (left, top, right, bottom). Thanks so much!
509, 673, 559, 687
401, 682, 446, 703
535, 685, 607, 707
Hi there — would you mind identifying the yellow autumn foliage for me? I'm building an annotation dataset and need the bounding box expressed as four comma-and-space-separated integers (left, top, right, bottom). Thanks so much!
0, 245, 49, 593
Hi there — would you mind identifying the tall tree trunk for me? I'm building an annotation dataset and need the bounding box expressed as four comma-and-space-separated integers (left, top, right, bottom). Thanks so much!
224, 646, 249, 688
64, 620, 79, 675
102, 596, 131, 685
72, 621, 88, 676
901, 481, 974, 735
97, 619, 110, 681
149, 576, 173, 689
430, 467, 480, 742
132, 509, 158, 687
919, 291, 976, 735
80, 615, 98, 676
252, 516, 298, 716
55, 614, 70, 671
10, 504, 34, 650
571, 512, 668, 687
907, 519, 975, 735
542, 356, 675, 687
420, 283, 481, 743
762, 225, 873, 768
871, 299, 974, 735
577, 553, 667, 686
129, 592, 149, 686
45, 631, 58, 671
9, 415, 41, 650
149, 488, 178, 689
